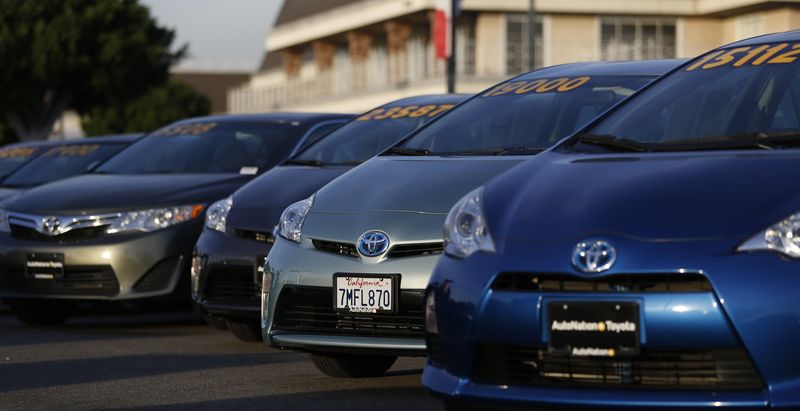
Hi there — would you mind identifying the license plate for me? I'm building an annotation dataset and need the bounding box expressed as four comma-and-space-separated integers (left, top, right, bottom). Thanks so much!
25, 253, 65, 280
548, 301, 640, 357
333, 274, 398, 313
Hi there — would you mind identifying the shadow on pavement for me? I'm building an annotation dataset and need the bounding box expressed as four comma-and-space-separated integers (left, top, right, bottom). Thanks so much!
0, 311, 209, 347
115, 386, 443, 411
0, 351, 303, 393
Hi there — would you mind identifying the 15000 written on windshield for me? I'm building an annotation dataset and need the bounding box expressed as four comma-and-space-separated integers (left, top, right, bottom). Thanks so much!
581, 43, 800, 152
394, 75, 653, 156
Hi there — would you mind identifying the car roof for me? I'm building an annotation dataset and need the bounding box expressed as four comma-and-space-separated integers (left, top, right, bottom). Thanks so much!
377, 93, 471, 107
515, 59, 688, 80
1, 140, 59, 149
0, 133, 143, 150
63, 133, 144, 144
723, 30, 800, 49
172, 112, 355, 126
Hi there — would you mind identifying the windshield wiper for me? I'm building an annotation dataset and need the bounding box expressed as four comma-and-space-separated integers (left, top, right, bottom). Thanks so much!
284, 158, 324, 166
447, 146, 546, 156
388, 147, 431, 156
652, 131, 800, 151
577, 134, 651, 152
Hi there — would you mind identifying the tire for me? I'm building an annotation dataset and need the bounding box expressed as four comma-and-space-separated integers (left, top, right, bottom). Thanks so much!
202, 315, 229, 331
310, 352, 396, 378
227, 320, 263, 342
8, 299, 76, 326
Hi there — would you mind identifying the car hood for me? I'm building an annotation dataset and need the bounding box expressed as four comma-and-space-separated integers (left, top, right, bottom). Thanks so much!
487, 150, 800, 241
312, 157, 527, 214
4, 174, 253, 215
0, 188, 22, 204
226, 165, 353, 232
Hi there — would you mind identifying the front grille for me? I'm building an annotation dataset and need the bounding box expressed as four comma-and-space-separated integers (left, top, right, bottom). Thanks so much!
492, 273, 713, 293
311, 239, 358, 258
204, 264, 260, 305
235, 229, 275, 244
427, 333, 446, 368
133, 257, 183, 292
311, 239, 444, 260
0, 265, 119, 297
388, 242, 443, 259
473, 344, 763, 390
10, 224, 108, 243
273, 285, 425, 338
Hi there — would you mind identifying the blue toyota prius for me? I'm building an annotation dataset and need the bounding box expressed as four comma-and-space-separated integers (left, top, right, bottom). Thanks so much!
424, 31, 800, 409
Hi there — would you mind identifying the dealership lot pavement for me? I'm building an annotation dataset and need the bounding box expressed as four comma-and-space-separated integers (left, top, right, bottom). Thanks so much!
0, 308, 440, 410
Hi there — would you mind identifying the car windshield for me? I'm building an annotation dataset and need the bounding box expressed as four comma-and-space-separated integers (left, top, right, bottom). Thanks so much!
3, 143, 127, 187
0, 146, 41, 179
395, 75, 654, 156
583, 42, 800, 151
97, 121, 301, 174
291, 102, 457, 165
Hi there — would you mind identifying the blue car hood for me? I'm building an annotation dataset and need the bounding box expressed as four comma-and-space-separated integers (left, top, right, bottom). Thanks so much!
226, 165, 352, 232
487, 150, 800, 241
313, 156, 527, 214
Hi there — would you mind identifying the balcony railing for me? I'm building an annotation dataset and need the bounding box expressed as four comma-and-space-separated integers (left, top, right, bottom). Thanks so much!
229, 33, 475, 113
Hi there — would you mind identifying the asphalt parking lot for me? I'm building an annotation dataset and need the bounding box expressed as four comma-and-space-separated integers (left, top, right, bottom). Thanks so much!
0, 306, 441, 410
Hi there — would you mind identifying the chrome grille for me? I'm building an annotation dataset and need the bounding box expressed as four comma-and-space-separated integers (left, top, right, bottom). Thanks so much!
311, 239, 444, 259
7, 211, 119, 240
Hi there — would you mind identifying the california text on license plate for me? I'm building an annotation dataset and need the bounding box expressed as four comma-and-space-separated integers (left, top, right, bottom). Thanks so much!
333, 274, 397, 313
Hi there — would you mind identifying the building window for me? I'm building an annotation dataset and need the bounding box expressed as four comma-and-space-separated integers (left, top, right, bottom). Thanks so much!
735, 15, 764, 39
601, 17, 676, 61
506, 14, 542, 75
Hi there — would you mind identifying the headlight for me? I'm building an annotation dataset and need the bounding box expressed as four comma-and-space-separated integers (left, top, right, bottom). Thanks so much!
205, 197, 232, 233
444, 186, 495, 258
739, 212, 800, 258
106, 204, 205, 234
278, 195, 314, 243
0, 209, 9, 232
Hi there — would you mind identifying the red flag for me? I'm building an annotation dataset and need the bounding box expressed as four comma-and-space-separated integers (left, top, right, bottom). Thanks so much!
434, 0, 451, 60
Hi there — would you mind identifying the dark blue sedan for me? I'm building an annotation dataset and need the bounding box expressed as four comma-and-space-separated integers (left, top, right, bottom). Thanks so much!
192, 94, 467, 341
424, 31, 800, 409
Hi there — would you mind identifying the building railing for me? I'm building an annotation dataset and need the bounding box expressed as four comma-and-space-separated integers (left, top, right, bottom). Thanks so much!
229, 33, 475, 113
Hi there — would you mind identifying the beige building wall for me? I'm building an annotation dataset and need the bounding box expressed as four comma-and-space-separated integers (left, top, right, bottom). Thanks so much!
547, 14, 599, 65
678, 18, 723, 57
475, 13, 506, 77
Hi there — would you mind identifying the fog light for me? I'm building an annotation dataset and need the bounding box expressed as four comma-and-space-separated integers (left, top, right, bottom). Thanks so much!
261, 266, 272, 328
424, 292, 438, 334
190, 255, 203, 301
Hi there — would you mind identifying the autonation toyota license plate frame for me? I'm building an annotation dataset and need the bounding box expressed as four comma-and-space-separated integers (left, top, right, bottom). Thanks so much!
333, 273, 399, 314
548, 301, 640, 357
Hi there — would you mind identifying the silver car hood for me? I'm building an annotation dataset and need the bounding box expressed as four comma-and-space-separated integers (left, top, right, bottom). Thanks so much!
304, 156, 526, 245
312, 156, 526, 214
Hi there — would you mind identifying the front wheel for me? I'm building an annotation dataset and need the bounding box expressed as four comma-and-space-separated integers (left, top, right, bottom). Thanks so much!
7, 299, 76, 326
227, 320, 263, 342
310, 352, 396, 378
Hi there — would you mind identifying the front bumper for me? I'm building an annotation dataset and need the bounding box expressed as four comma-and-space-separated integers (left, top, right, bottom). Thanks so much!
193, 227, 272, 321
0, 222, 201, 301
262, 236, 440, 356
424, 236, 800, 409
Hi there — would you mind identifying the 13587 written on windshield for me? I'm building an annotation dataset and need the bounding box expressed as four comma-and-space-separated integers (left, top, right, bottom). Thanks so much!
356, 104, 456, 121
687, 43, 800, 71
